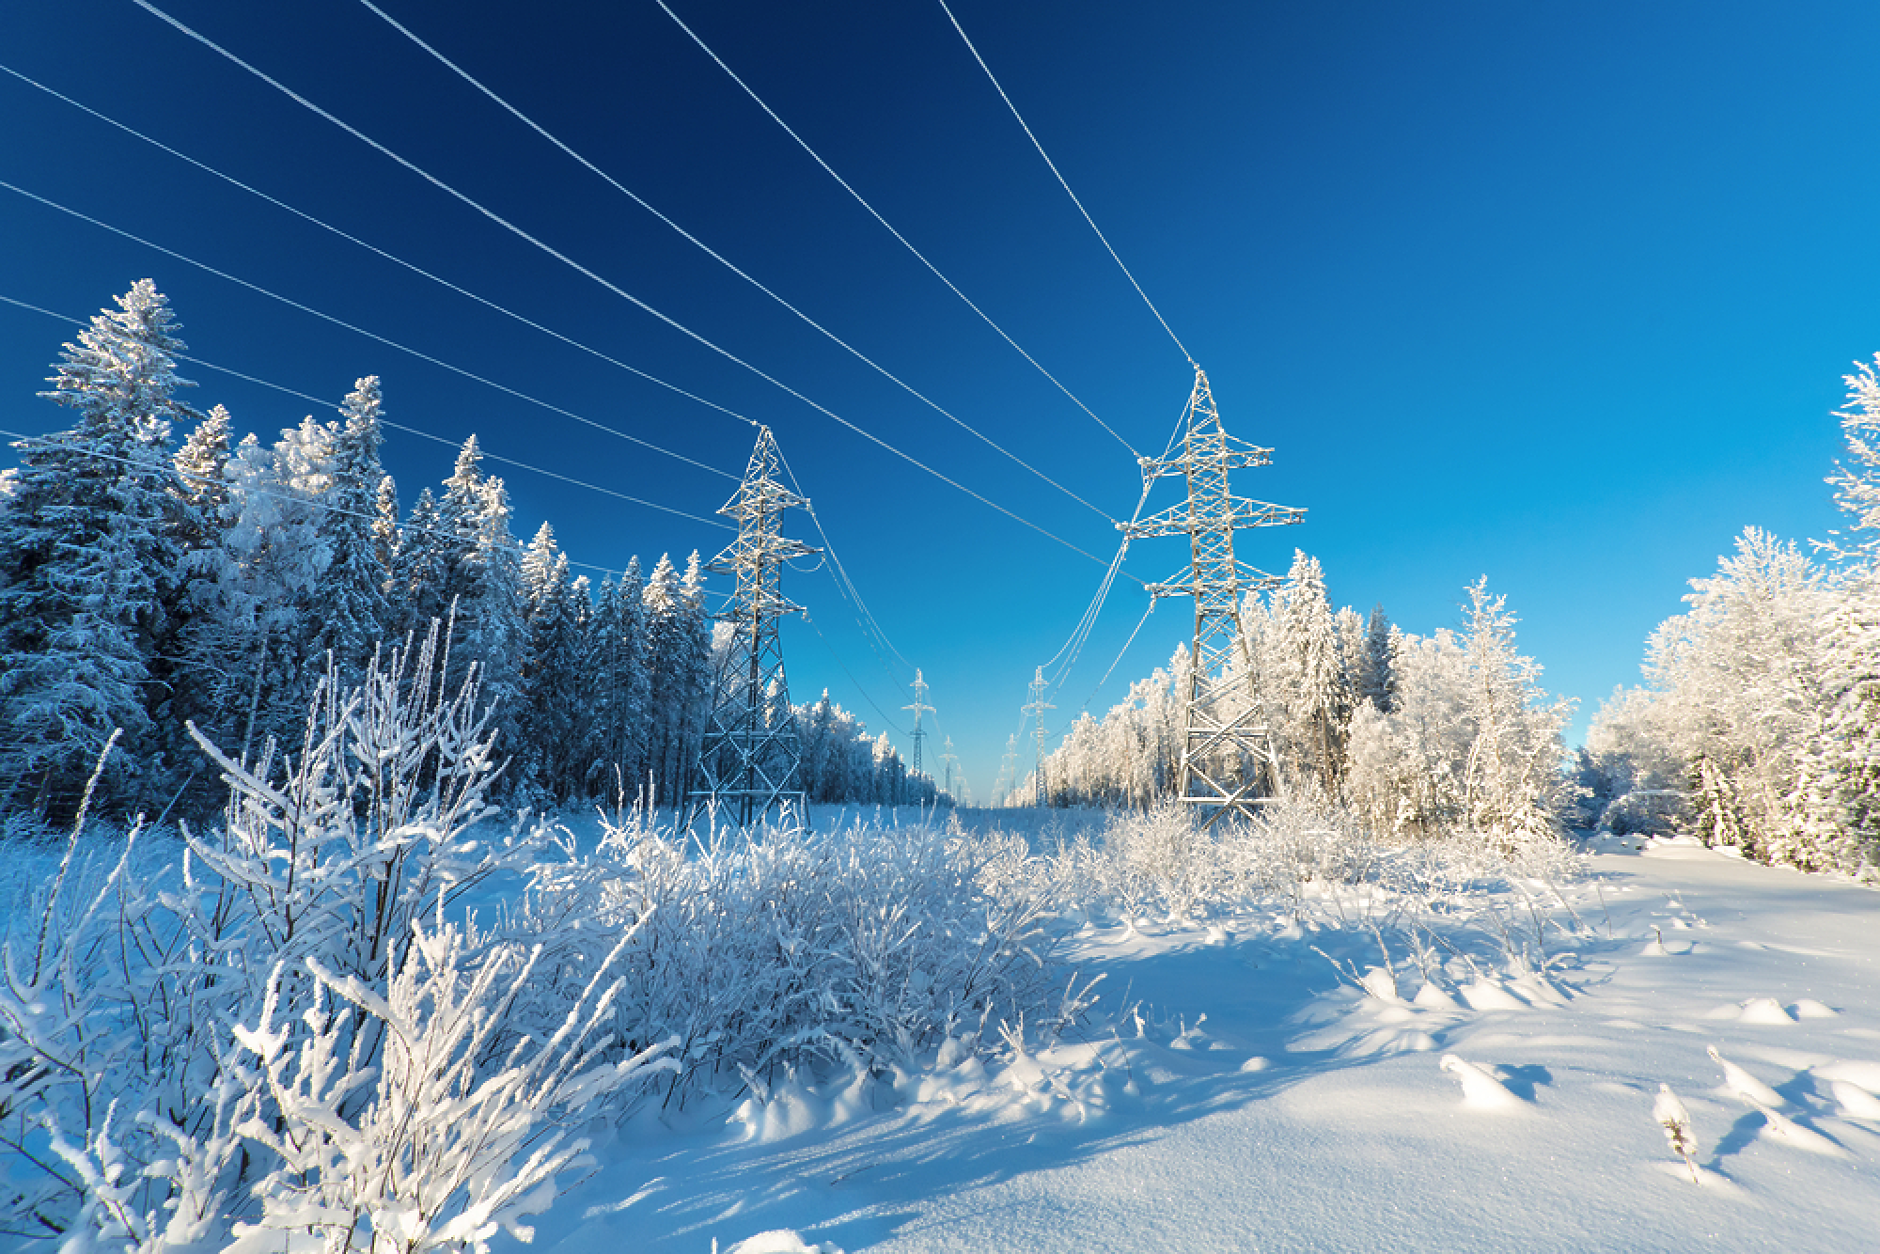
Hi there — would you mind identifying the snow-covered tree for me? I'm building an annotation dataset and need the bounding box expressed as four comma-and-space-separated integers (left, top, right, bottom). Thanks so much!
585, 560, 650, 802
308, 376, 392, 679
0, 280, 199, 814
1645, 528, 1838, 866
517, 524, 588, 799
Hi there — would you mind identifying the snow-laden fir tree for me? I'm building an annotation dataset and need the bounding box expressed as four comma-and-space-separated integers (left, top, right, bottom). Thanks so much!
518, 523, 589, 800
435, 437, 525, 771
308, 376, 393, 679
1267, 551, 1350, 797
390, 486, 451, 639
0, 280, 199, 814
585, 559, 650, 801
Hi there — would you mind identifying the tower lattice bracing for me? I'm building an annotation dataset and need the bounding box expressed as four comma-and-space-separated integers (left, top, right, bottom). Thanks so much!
691, 426, 820, 828
1025, 666, 1054, 807
904, 669, 933, 776
1121, 367, 1304, 825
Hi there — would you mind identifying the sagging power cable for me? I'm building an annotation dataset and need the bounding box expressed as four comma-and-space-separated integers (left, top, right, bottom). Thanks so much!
938, 0, 1197, 368
125, 0, 1118, 570
353, 0, 1115, 524
653, 0, 1142, 460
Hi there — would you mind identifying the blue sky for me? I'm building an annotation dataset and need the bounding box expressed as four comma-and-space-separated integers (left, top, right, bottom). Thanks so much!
4, 1, 1877, 800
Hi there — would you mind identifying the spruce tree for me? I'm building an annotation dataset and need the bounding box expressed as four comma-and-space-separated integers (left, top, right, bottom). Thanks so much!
309, 377, 392, 678
0, 280, 199, 814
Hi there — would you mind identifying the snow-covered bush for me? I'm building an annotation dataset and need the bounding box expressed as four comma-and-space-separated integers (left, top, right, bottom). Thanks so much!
515, 807, 1085, 1105
0, 629, 659, 1249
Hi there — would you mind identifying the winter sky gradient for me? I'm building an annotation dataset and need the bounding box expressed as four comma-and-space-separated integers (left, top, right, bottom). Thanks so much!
3, 0, 1877, 799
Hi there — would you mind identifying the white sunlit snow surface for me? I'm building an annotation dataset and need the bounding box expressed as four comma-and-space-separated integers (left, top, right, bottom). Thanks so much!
517, 834, 1880, 1254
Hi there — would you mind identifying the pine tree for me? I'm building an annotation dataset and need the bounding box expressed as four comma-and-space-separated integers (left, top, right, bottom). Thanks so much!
309, 377, 392, 679
431, 437, 523, 771
1271, 551, 1350, 796
584, 559, 650, 802
389, 488, 449, 639
373, 475, 400, 583
1355, 603, 1398, 713
0, 280, 199, 814
517, 525, 587, 800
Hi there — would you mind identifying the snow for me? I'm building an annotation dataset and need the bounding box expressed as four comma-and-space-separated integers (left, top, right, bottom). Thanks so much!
504, 833, 1880, 1254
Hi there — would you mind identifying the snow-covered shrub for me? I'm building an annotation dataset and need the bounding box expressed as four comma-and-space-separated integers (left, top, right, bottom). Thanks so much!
0, 629, 648, 1248
1101, 800, 1225, 921
516, 808, 1083, 1105
226, 922, 670, 1254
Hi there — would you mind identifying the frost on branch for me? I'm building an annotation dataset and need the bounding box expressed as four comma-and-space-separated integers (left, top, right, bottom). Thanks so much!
227, 921, 671, 1254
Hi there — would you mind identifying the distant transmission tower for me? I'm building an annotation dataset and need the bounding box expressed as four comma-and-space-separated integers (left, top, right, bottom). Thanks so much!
940, 735, 959, 800
690, 426, 820, 828
904, 669, 933, 776
997, 734, 1018, 806
1024, 666, 1054, 807
1122, 367, 1304, 826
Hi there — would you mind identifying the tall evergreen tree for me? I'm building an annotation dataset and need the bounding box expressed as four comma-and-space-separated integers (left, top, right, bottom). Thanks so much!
0, 280, 199, 814
309, 377, 392, 678
389, 487, 449, 639
585, 559, 649, 802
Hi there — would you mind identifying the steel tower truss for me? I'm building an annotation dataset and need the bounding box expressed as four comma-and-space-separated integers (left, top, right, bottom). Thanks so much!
1121, 368, 1305, 825
691, 426, 820, 828
1025, 666, 1054, 806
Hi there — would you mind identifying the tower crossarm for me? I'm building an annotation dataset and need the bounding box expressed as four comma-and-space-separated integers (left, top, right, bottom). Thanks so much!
1120, 496, 1305, 540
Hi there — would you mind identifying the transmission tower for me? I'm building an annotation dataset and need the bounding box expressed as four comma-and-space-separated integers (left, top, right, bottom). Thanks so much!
1024, 666, 1054, 807
904, 669, 933, 776
690, 426, 820, 828
1121, 367, 1304, 826
997, 734, 1018, 806
940, 735, 959, 800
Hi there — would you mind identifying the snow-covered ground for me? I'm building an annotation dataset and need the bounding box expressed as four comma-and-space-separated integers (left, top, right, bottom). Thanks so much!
517, 835, 1880, 1254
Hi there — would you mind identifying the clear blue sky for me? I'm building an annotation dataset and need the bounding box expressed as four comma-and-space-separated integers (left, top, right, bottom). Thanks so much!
4, 1, 1877, 800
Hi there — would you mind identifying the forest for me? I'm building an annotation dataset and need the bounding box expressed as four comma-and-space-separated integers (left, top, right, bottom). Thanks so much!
0, 281, 937, 826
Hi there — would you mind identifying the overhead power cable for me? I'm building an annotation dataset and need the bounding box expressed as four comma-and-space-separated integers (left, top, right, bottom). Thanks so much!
352, 1, 1114, 524
0, 292, 733, 537
0, 63, 768, 459
0, 181, 741, 489
125, 0, 1116, 571
937, 0, 1196, 368
652, 0, 1142, 460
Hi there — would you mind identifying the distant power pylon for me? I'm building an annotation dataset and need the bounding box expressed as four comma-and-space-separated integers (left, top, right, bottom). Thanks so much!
940, 736, 959, 800
1024, 666, 1054, 807
997, 734, 1018, 807
1122, 367, 1304, 825
690, 426, 820, 828
904, 669, 933, 776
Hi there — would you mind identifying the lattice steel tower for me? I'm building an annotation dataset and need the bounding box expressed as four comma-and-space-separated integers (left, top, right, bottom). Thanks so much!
1121, 367, 1304, 825
940, 736, 959, 800
904, 669, 933, 776
1024, 666, 1054, 807
691, 426, 820, 828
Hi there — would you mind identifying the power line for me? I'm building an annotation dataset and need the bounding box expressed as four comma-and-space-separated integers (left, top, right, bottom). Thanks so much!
0, 421, 638, 580
0, 62, 769, 461
937, 0, 1197, 368
651, 0, 1142, 460
125, 0, 1116, 568
352, 1, 1116, 525
0, 292, 734, 537
0, 181, 742, 491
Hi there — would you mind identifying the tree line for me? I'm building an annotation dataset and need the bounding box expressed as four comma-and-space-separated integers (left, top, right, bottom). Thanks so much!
0, 281, 933, 821
1031, 553, 1572, 848
1581, 358, 1880, 876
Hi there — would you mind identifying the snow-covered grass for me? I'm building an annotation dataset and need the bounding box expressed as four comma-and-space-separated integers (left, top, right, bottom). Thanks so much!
6, 655, 1877, 1252
509, 832, 1880, 1254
